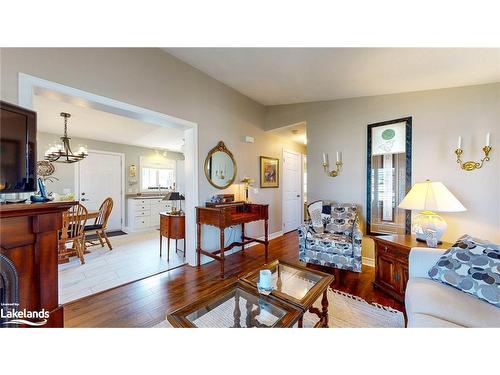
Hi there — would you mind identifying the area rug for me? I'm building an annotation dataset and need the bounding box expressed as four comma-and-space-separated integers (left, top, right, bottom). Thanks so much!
153, 288, 405, 328
85, 230, 127, 241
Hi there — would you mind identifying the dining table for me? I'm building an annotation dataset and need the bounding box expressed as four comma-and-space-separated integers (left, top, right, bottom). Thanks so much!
58, 209, 100, 264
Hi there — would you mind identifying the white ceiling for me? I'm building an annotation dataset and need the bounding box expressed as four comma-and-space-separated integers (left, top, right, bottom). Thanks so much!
165, 48, 500, 105
267, 121, 307, 146
34, 95, 185, 152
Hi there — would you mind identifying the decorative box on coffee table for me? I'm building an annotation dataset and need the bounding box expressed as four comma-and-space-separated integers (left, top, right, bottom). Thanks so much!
371, 234, 452, 302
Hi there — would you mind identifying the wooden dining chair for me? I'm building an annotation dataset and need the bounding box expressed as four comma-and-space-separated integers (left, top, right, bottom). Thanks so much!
65, 204, 88, 265
84, 197, 114, 251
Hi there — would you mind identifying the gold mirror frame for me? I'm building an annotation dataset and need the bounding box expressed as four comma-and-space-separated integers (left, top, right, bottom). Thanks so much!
204, 141, 237, 189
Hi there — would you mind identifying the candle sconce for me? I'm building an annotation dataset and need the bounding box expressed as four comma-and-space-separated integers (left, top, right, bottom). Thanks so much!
454, 146, 492, 171
322, 152, 343, 177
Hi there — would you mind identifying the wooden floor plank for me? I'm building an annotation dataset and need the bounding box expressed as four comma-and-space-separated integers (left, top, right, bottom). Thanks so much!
64, 231, 403, 327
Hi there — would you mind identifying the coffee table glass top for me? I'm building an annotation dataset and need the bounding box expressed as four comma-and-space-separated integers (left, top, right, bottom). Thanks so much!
167, 281, 302, 328
242, 260, 334, 308
186, 287, 286, 328
265, 264, 321, 300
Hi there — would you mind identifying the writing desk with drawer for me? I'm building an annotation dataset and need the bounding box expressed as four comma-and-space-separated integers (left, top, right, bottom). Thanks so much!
196, 202, 269, 278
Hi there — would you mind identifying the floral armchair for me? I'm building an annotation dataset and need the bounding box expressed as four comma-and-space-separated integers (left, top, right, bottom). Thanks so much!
298, 201, 362, 272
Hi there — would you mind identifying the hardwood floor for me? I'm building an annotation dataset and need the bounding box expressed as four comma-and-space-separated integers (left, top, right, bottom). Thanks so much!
64, 231, 403, 327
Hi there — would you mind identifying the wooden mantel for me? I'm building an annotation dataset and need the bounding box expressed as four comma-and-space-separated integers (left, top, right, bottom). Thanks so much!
0, 200, 77, 328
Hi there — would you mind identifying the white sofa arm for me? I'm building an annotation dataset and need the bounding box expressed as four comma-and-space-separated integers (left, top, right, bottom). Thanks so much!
408, 247, 447, 279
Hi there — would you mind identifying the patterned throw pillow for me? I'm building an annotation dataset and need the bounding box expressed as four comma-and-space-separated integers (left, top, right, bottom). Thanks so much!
326, 204, 358, 236
307, 201, 324, 233
428, 235, 500, 307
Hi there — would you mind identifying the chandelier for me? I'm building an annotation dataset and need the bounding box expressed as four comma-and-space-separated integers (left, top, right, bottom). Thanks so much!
44, 112, 88, 163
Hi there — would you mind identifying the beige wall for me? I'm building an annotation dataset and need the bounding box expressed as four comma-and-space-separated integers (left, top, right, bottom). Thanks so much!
4, 48, 495, 262
0, 48, 305, 239
266, 83, 500, 260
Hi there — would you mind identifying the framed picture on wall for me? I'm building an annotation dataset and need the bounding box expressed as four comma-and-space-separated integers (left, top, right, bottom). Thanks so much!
260, 156, 279, 188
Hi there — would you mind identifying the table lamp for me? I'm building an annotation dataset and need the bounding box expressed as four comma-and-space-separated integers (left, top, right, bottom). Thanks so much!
398, 180, 466, 243
240, 177, 254, 203
163, 192, 185, 215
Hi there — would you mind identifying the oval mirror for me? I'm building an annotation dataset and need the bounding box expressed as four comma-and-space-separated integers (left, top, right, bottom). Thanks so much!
204, 141, 237, 189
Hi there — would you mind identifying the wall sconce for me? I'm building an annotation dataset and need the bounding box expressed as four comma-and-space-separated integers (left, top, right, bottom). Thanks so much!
455, 133, 492, 171
322, 152, 343, 177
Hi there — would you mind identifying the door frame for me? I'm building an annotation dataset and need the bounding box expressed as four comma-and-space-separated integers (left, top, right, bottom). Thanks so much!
74, 149, 126, 231
18, 73, 199, 266
281, 148, 304, 233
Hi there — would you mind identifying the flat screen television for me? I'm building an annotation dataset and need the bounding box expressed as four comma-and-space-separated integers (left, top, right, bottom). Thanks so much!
0, 101, 37, 193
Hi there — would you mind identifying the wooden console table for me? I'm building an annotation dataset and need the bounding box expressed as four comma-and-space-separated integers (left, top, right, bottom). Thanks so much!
160, 212, 185, 261
371, 234, 452, 302
196, 203, 269, 277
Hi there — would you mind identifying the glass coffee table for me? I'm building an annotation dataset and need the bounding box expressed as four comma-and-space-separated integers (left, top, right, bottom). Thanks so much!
167, 280, 302, 328
241, 259, 334, 327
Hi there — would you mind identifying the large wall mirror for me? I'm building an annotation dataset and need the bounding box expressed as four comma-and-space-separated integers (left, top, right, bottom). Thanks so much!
204, 141, 237, 189
367, 117, 412, 235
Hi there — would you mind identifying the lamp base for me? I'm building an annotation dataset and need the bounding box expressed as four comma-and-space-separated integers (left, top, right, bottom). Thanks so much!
415, 237, 443, 245
412, 210, 447, 243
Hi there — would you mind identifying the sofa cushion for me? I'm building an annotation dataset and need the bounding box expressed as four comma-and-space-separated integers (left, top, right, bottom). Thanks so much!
299, 248, 362, 272
410, 313, 463, 328
306, 232, 353, 254
428, 234, 500, 307
405, 278, 500, 327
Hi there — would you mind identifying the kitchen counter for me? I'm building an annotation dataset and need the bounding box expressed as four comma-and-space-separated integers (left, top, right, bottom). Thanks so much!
127, 195, 166, 200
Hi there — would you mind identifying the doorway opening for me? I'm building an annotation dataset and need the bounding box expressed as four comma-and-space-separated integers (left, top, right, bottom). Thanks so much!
19, 73, 199, 303
267, 121, 307, 233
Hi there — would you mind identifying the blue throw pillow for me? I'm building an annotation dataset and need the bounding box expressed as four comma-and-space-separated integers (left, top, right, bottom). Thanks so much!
428, 234, 500, 307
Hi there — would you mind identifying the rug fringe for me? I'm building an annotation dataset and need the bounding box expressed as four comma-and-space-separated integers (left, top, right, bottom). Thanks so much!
330, 288, 402, 315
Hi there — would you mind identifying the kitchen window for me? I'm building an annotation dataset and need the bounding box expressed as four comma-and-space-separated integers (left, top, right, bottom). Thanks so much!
140, 157, 176, 192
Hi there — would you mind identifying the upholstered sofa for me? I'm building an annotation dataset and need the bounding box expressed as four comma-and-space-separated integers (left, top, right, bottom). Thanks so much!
298, 201, 362, 272
405, 247, 500, 327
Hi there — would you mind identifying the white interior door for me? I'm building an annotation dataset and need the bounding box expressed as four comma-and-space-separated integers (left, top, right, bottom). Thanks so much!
282, 149, 302, 233
77, 151, 123, 231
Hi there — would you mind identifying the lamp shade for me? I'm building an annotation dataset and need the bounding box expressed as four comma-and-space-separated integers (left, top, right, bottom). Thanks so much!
162, 192, 185, 201
398, 180, 466, 212
240, 177, 254, 184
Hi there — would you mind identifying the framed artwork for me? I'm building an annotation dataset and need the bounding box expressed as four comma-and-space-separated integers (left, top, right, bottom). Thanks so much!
260, 156, 279, 188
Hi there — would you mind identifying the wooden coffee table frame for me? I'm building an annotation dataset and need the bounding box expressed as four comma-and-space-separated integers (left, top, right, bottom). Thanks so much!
167, 280, 302, 328
241, 259, 334, 328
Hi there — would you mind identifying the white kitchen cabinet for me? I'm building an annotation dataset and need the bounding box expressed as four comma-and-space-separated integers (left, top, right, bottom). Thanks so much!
127, 197, 172, 231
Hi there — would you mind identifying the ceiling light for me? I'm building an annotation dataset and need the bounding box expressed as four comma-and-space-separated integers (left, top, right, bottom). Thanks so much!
44, 112, 88, 163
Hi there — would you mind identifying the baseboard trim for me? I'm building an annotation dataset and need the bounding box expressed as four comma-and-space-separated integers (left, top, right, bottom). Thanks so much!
362, 256, 375, 268
245, 230, 284, 249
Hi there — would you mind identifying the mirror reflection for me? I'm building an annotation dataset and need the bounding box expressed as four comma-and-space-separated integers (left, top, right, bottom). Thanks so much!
205, 141, 237, 189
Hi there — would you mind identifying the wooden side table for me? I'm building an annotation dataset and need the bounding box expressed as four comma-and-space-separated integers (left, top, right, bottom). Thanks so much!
160, 212, 185, 261
371, 234, 452, 302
